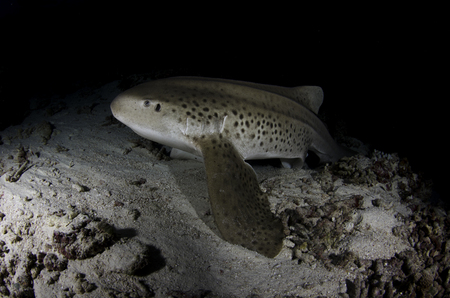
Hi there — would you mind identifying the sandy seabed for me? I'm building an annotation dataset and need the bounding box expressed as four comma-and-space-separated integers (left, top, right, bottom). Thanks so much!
0, 79, 447, 297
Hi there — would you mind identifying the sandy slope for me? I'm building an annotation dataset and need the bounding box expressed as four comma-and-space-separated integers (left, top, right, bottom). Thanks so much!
0, 80, 444, 297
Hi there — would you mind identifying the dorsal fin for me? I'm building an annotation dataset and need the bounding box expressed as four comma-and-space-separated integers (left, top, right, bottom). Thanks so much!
167, 77, 324, 114
252, 84, 323, 114
288, 86, 323, 114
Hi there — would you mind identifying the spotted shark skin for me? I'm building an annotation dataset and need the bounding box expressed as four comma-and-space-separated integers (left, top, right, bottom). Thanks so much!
110, 76, 354, 257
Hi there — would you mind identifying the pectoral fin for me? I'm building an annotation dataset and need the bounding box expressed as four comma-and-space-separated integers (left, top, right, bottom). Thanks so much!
197, 135, 284, 258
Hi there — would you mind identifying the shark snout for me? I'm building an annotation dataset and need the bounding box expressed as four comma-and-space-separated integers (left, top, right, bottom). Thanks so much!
110, 93, 145, 128
111, 94, 130, 122
110, 96, 121, 118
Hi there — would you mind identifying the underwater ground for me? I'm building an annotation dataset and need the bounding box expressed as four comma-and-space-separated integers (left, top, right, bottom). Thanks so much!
0, 77, 447, 297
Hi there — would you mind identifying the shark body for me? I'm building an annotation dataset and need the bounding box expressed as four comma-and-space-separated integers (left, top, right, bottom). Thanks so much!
111, 76, 353, 257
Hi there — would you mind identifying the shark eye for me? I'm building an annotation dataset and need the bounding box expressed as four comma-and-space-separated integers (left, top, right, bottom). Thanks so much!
143, 100, 151, 107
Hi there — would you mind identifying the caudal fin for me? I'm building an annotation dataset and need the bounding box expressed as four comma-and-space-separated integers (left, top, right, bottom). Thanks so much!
198, 135, 284, 258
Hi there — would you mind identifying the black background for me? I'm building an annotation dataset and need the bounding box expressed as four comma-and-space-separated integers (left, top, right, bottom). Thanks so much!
1, 1, 446, 198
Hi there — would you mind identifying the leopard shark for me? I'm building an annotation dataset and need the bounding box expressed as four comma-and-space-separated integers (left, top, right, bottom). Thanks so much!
110, 76, 354, 258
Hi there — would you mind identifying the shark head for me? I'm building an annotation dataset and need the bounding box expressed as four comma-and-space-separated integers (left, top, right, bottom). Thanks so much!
110, 80, 198, 155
